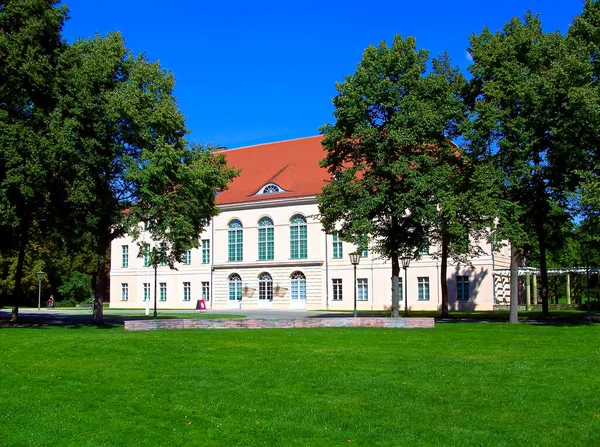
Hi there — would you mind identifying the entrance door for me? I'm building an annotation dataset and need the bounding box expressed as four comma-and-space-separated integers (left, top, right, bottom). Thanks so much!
290, 271, 306, 310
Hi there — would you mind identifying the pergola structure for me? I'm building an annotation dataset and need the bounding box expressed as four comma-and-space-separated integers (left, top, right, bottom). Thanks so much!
493, 267, 599, 308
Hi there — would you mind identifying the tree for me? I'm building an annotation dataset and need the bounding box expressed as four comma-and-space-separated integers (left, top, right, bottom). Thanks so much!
318, 35, 469, 317
52, 32, 239, 324
0, 0, 69, 321
466, 12, 591, 318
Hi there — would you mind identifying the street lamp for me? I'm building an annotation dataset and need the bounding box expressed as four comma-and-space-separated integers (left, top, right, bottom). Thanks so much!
582, 243, 592, 325
401, 256, 411, 317
36, 271, 44, 311
349, 252, 360, 318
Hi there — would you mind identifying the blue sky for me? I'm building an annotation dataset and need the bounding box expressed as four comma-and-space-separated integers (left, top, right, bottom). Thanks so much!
61, 1, 582, 149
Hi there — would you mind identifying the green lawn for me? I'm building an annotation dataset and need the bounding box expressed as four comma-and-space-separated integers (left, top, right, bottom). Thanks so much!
1, 324, 598, 446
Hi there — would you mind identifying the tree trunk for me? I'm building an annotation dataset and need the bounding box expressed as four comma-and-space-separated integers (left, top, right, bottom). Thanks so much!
391, 252, 400, 318
92, 231, 111, 325
509, 242, 519, 324
93, 251, 106, 325
537, 227, 549, 316
10, 223, 29, 323
440, 235, 449, 318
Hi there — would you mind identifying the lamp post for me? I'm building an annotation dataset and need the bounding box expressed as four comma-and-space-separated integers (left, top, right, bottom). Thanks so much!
401, 256, 411, 317
583, 243, 592, 325
349, 252, 360, 318
36, 271, 44, 311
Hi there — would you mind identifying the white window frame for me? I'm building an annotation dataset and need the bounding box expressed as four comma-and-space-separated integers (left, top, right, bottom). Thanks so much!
357, 278, 368, 301
332, 279, 343, 301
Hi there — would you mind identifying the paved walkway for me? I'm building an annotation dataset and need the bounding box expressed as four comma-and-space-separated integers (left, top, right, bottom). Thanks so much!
0, 308, 361, 326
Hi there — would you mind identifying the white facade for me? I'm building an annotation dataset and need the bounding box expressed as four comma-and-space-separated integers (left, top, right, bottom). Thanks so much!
109, 195, 509, 311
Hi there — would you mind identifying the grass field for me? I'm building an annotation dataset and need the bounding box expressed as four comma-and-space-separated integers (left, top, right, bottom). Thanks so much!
1, 323, 599, 446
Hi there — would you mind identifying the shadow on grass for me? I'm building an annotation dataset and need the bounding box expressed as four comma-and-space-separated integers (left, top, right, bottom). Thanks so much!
312, 309, 599, 326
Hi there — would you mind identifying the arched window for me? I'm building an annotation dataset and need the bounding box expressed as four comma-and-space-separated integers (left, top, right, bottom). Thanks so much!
228, 219, 243, 262
258, 217, 274, 261
255, 183, 286, 195
228, 273, 242, 301
290, 271, 306, 301
258, 272, 273, 301
290, 214, 307, 259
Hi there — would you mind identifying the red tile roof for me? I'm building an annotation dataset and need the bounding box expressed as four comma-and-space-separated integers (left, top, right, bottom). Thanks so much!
216, 136, 329, 205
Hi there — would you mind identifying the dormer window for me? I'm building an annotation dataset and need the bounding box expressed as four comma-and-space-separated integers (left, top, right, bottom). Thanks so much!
255, 183, 286, 195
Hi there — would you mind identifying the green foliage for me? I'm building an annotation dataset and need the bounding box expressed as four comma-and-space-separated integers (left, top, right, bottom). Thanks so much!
0, 0, 70, 318
57, 271, 92, 303
465, 8, 599, 314
319, 36, 467, 256
50, 32, 238, 322
318, 35, 498, 316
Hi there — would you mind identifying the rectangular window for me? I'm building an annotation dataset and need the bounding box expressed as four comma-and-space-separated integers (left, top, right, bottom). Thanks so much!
359, 234, 368, 258
121, 245, 128, 268
457, 276, 470, 301
159, 282, 167, 301
143, 282, 150, 302
202, 282, 210, 301
418, 277, 430, 301
228, 229, 243, 262
143, 247, 150, 267
398, 277, 403, 301
183, 249, 191, 265
419, 236, 430, 255
159, 242, 167, 265
332, 279, 343, 301
121, 283, 128, 301
229, 281, 242, 301
357, 278, 368, 301
290, 220, 307, 259
183, 282, 191, 301
202, 240, 210, 264
332, 233, 343, 259
258, 227, 274, 261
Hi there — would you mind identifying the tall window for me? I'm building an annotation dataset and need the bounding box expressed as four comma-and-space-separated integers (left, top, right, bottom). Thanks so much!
419, 235, 430, 255
143, 282, 150, 302
457, 276, 470, 300
290, 271, 306, 301
258, 272, 273, 301
121, 245, 128, 268
143, 246, 150, 267
202, 282, 210, 301
418, 277, 430, 301
228, 273, 242, 301
183, 249, 191, 265
290, 214, 307, 259
202, 240, 210, 264
183, 282, 191, 301
398, 277, 403, 301
332, 233, 343, 259
160, 282, 167, 301
228, 220, 243, 262
359, 234, 368, 258
121, 283, 128, 301
258, 217, 274, 261
357, 278, 368, 301
332, 279, 343, 301
159, 242, 167, 265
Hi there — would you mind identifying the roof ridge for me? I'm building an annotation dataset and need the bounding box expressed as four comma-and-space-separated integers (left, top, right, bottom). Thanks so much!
224, 135, 323, 152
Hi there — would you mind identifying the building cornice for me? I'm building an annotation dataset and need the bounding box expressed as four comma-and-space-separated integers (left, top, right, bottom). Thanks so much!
218, 195, 318, 211
212, 259, 323, 270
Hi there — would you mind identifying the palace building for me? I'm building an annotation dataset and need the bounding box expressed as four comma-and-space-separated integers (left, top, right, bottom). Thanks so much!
109, 135, 509, 311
